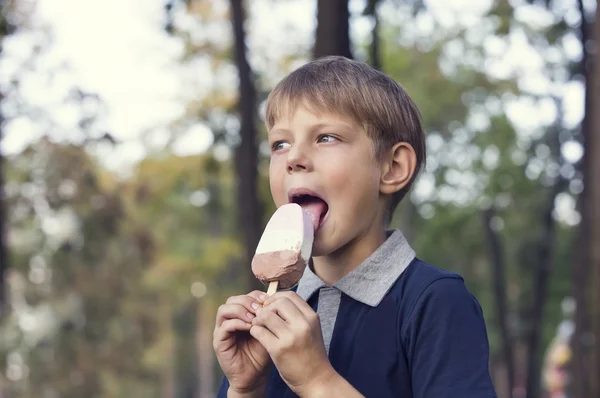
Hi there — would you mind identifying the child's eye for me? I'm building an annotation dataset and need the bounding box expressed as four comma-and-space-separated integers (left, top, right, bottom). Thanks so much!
317, 134, 338, 143
271, 141, 290, 151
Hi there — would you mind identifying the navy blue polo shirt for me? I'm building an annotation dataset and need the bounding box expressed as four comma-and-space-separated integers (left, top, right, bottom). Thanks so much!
217, 230, 497, 397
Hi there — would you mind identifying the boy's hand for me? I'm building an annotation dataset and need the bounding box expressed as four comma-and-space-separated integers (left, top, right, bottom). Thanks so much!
213, 291, 273, 395
250, 291, 337, 396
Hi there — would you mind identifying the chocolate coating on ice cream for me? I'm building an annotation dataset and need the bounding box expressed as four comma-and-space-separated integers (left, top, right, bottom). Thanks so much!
251, 249, 307, 289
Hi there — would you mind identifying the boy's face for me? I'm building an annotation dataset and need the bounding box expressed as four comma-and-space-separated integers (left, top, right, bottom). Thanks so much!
268, 105, 384, 257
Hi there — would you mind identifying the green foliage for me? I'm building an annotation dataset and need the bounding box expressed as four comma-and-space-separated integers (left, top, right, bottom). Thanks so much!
1, 0, 586, 395
1, 141, 161, 397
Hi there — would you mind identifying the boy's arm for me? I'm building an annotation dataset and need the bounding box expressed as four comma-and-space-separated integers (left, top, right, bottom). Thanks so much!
404, 277, 498, 398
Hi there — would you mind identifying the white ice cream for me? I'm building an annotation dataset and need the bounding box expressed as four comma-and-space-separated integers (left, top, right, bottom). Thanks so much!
254, 203, 314, 261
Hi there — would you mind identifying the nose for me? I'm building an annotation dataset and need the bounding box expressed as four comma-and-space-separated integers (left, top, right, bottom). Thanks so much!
286, 143, 312, 174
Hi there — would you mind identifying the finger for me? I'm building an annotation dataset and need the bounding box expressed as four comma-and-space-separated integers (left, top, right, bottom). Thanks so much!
264, 291, 316, 320
220, 291, 267, 318
246, 290, 268, 304
260, 297, 305, 324
216, 303, 257, 327
214, 318, 252, 343
226, 294, 263, 312
250, 324, 278, 352
253, 306, 288, 338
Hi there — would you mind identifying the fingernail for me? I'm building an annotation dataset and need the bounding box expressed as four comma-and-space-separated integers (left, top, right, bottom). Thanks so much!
251, 302, 259, 309
259, 293, 267, 301
247, 312, 255, 320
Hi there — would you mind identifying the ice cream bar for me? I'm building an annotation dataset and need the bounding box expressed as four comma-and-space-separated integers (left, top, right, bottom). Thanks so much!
252, 203, 315, 294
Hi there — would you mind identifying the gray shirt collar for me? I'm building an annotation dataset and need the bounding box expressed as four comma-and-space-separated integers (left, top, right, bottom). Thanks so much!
296, 229, 416, 307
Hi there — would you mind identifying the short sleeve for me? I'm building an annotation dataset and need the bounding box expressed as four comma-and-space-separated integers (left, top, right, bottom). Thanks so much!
403, 277, 497, 398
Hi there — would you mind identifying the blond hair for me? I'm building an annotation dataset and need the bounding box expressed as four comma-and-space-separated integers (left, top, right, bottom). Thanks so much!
265, 56, 426, 221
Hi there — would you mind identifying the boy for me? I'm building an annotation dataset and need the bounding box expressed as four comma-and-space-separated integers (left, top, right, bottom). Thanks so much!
214, 56, 497, 397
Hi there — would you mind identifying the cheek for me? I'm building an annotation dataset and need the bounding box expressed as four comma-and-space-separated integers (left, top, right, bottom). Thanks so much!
328, 159, 380, 205
327, 152, 379, 189
269, 158, 287, 205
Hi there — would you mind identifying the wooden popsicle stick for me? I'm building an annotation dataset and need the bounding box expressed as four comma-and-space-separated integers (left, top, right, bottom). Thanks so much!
266, 280, 279, 296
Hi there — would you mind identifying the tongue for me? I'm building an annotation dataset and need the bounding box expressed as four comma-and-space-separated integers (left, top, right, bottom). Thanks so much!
300, 200, 327, 231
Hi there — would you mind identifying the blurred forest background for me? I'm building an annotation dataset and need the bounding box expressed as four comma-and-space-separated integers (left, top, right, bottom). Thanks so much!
0, 0, 599, 397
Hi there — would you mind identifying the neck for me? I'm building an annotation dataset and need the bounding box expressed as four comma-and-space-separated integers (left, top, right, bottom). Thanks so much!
311, 223, 387, 286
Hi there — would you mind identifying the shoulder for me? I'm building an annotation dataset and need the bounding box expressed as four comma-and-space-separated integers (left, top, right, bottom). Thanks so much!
391, 261, 496, 397
387, 258, 484, 331
387, 258, 469, 309
402, 257, 464, 285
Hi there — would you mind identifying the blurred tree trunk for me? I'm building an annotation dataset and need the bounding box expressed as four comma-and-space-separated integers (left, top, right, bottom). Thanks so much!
161, 297, 175, 398
525, 178, 564, 398
196, 301, 214, 398
483, 207, 514, 397
522, 96, 566, 398
0, 90, 6, 320
364, 0, 381, 70
230, 0, 264, 292
572, 0, 595, 396
313, 0, 352, 59
589, 3, 600, 397
195, 173, 221, 398
0, 0, 12, 319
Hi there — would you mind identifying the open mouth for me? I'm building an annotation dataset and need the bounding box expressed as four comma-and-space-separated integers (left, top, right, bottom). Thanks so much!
288, 189, 329, 231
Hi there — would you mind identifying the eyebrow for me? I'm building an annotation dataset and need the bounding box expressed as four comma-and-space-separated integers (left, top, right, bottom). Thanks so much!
269, 122, 355, 136
268, 127, 291, 135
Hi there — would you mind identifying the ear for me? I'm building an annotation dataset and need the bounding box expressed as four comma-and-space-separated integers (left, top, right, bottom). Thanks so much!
380, 142, 417, 195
